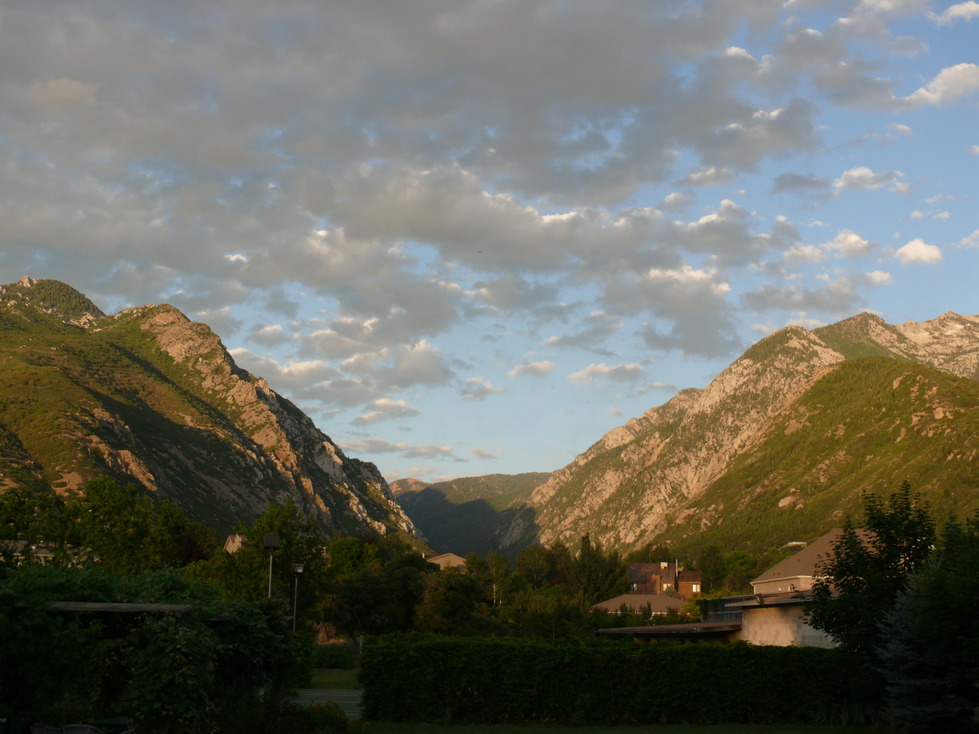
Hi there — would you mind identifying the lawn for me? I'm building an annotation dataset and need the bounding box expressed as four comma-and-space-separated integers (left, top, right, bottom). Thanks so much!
358, 725, 886, 734
309, 668, 360, 688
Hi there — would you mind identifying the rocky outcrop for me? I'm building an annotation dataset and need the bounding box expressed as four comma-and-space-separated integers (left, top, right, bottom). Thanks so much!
0, 279, 419, 538
497, 312, 979, 553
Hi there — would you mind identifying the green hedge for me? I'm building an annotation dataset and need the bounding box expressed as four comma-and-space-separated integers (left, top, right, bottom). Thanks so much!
360, 634, 883, 725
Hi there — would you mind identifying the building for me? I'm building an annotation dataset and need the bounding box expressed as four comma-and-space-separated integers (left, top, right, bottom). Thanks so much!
627, 562, 702, 600
598, 530, 848, 648
425, 552, 467, 570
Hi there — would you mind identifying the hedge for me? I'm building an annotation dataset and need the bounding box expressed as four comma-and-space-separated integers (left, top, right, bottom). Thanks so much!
360, 634, 883, 725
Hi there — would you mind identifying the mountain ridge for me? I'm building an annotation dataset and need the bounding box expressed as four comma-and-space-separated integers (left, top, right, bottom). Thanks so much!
0, 277, 420, 539
496, 312, 979, 555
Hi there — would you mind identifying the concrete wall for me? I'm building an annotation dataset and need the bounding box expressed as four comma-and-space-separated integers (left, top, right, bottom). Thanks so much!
735, 605, 835, 648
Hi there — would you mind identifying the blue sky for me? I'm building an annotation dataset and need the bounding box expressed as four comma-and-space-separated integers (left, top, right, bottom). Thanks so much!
1, 0, 977, 482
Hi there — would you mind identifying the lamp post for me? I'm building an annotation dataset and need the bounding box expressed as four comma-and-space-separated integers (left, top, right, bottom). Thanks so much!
263, 533, 280, 598
292, 562, 305, 632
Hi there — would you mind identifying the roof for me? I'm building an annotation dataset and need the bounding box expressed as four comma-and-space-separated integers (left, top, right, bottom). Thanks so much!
426, 552, 467, 568
591, 593, 685, 614
724, 591, 812, 609
597, 621, 742, 639
751, 529, 848, 585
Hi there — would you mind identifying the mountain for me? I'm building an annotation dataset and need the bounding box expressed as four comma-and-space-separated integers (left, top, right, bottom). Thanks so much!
496, 312, 979, 557
390, 473, 551, 556
0, 277, 419, 538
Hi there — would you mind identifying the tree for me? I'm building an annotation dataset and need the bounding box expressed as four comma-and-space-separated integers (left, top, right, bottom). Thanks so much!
806, 481, 935, 658
694, 544, 726, 593
876, 514, 979, 733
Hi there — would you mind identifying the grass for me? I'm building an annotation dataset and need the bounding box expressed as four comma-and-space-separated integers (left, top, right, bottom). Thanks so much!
310, 668, 360, 689
358, 725, 887, 733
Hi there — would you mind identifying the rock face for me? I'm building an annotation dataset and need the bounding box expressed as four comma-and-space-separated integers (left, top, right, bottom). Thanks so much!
496, 312, 979, 554
0, 278, 419, 538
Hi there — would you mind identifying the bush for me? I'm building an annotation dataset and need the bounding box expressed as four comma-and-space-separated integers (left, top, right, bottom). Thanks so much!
310, 643, 357, 669
360, 633, 883, 726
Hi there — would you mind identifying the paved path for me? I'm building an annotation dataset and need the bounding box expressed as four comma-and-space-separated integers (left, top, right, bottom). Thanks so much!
293, 688, 362, 720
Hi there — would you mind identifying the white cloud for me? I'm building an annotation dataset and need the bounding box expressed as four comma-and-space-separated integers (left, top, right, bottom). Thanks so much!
569, 363, 645, 385
352, 397, 421, 425
933, 2, 979, 25
678, 166, 737, 187
865, 270, 893, 286
901, 64, 979, 107
959, 229, 979, 248
833, 166, 904, 192
783, 244, 825, 263
507, 361, 556, 378
895, 239, 943, 264
822, 229, 874, 258
461, 377, 505, 400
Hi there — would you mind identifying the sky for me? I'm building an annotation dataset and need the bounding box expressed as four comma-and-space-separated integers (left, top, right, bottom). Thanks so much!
1, 1, 978, 484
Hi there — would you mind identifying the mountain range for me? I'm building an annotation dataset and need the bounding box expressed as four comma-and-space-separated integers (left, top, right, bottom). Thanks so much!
492, 311, 979, 557
0, 277, 417, 539
2, 277, 977, 559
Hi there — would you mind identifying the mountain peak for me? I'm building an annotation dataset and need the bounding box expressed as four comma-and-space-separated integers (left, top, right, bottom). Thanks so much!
0, 277, 105, 327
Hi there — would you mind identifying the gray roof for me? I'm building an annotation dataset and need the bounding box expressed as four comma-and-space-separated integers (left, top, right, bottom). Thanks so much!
752, 528, 869, 585
591, 593, 685, 614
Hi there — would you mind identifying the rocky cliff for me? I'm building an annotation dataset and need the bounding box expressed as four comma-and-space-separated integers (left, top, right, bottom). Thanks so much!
0, 277, 419, 538
496, 312, 979, 555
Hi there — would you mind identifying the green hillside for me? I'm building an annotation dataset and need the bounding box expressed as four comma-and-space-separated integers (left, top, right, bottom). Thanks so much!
652, 357, 979, 556
393, 472, 551, 555
0, 279, 417, 538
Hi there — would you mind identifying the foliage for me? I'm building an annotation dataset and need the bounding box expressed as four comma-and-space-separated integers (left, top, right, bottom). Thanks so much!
0, 564, 298, 732
875, 514, 979, 733
360, 634, 882, 726
807, 481, 935, 658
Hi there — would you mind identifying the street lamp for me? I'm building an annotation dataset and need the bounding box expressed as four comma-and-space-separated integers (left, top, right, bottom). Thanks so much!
263, 533, 280, 598
292, 563, 305, 632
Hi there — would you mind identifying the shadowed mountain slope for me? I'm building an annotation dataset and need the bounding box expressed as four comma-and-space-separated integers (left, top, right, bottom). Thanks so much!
0, 277, 419, 538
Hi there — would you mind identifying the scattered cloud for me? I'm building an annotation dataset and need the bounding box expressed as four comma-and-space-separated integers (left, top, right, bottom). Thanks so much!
833, 166, 905, 193
569, 363, 645, 385
933, 2, 979, 26
507, 361, 557, 379
900, 64, 979, 107
895, 239, 943, 264
461, 377, 505, 400
352, 398, 421, 426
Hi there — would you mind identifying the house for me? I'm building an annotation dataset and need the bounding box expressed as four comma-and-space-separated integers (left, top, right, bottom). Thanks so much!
627, 562, 702, 600
598, 530, 847, 648
750, 529, 850, 594
223, 534, 245, 554
425, 552, 467, 570
591, 593, 686, 616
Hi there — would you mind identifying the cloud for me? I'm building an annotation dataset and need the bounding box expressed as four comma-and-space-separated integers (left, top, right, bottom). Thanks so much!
542, 312, 623, 350
507, 361, 556, 378
822, 229, 874, 258
933, 2, 979, 26
772, 172, 831, 195
27, 77, 98, 107
677, 167, 737, 187
895, 239, 943, 264
833, 166, 905, 193
569, 363, 645, 385
341, 438, 457, 460
248, 324, 290, 347
900, 64, 979, 107
959, 229, 979, 248
352, 398, 421, 426
470, 448, 500, 461
461, 377, 505, 400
